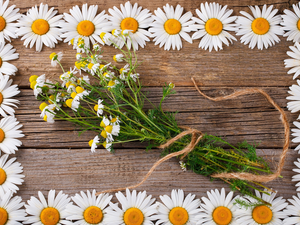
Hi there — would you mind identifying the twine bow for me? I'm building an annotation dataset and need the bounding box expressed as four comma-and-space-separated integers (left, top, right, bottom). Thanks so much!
96, 78, 290, 195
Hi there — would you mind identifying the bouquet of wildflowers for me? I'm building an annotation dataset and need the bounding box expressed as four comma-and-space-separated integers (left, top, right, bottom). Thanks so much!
30, 32, 274, 203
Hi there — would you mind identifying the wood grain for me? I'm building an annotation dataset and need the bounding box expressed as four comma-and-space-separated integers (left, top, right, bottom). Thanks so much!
4, 0, 300, 203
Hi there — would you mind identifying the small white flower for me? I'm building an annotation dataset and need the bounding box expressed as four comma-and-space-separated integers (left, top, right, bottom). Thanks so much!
89, 135, 100, 153
130, 73, 139, 82
113, 54, 123, 62
281, 2, 300, 42
50, 52, 63, 67
179, 161, 186, 171
95, 99, 104, 116
40, 103, 57, 123
100, 116, 120, 143
93, 43, 100, 51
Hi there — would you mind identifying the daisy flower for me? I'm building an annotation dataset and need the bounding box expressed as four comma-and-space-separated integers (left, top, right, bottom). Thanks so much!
281, 2, 300, 42
105, 189, 157, 225
235, 189, 288, 225
65, 97, 80, 112
0, 43, 18, 77
16, 3, 63, 52
191, 2, 237, 51
39, 102, 57, 123
49, 52, 63, 67
65, 190, 112, 224
153, 189, 200, 225
103, 141, 112, 152
100, 116, 120, 142
292, 122, 300, 153
0, 116, 24, 154
24, 190, 71, 225
0, 190, 27, 225
89, 135, 100, 153
292, 158, 300, 190
287, 80, 300, 113
0, 0, 21, 43
107, 1, 153, 50
33, 74, 54, 98
235, 4, 284, 50
283, 193, 300, 224
196, 188, 238, 225
113, 54, 124, 62
284, 42, 300, 80
0, 154, 24, 194
0, 75, 20, 117
149, 4, 195, 51
94, 99, 104, 117
61, 4, 110, 50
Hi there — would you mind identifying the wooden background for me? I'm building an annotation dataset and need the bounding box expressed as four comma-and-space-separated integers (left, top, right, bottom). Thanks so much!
8, 0, 300, 202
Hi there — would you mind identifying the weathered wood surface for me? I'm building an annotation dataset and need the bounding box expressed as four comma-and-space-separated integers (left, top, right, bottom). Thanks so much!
6, 0, 300, 202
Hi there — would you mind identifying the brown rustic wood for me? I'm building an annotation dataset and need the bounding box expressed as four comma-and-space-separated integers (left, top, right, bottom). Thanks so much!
5, 0, 300, 204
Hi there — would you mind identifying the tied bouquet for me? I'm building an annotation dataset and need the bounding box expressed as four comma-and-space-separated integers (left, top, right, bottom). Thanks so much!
30, 32, 276, 203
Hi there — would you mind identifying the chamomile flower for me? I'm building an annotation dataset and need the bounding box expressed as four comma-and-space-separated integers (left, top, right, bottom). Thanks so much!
16, 3, 63, 52
94, 99, 104, 117
281, 2, 300, 42
196, 188, 238, 225
24, 190, 71, 225
113, 54, 124, 62
284, 42, 300, 80
154, 189, 200, 225
100, 116, 120, 142
33, 74, 54, 98
191, 2, 237, 52
65, 97, 80, 112
292, 122, 300, 153
292, 158, 300, 190
0, 116, 24, 155
49, 52, 63, 67
103, 141, 112, 152
0, 154, 24, 194
236, 190, 288, 225
107, 1, 153, 50
89, 135, 100, 153
0, 190, 27, 225
287, 80, 300, 113
39, 102, 57, 123
105, 189, 157, 225
0, 0, 21, 43
235, 4, 284, 50
61, 4, 111, 50
65, 190, 112, 224
0, 75, 20, 117
150, 4, 195, 51
109, 115, 120, 125
130, 73, 139, 82
283, 193, 300, 224
0, 43, 18, 77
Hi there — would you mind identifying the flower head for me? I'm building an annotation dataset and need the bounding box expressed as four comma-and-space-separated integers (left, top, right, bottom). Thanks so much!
49, 52, 63, 67
281, 2, 300, 42
0, 43, 18, 77
89, 135, 100, 153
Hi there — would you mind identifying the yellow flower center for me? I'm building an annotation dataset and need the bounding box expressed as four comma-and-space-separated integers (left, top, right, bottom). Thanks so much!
83, 206, 103, 224
43, 115, 48, 122
49, 52, 57, 60
77, 20, 95, 36
164, 19, 181, 35
66, 99, 73, 108
103, 141, 108, 148
71, 92, 77, 99
75, 61, 82, 69
124, 208, 144, 225
76, 86, 85, 94
88, 139, 94, 147
0, 16, 6, 32
205, 18, 223, 35
0, 57, 2, 68
88, 63, 94, 70
94, 104, 98, 111
0, 92, 3, 104
40, 207, 60, 225
0, 168, 6, 185
31, 19, 50, 35
39, 102, 48, 111
0, 208, 8, 225
108, 80, 115, 87
100, 120, 106, 128
120, 17, 138, 33
251, 18, 270, 35
29, 75, 39, 83
297, 19, 300, 31
101, 130, 107, 138
168, 207, 189, 225
105, 125, 113, 133
252, 205, 273, 224
30, 81, 37, 89
100, 32, 106, 41
111, 118, 117, 123
212, 206, 232, 225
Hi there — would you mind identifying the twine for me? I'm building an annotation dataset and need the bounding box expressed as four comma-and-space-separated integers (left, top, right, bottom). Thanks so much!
96, 78, 290, 195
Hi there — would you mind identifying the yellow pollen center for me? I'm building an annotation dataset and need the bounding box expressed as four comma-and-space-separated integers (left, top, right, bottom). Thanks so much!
105, 125, 113, 133
77, 20, 95, 36
252, 205, 273, 224
168, 207, 189, 225
76, 86, 85, 94
0, 208, 8, 225
101, 130, 107, 138
100, 121, 106, 128
251, 18, 270, 35
83, 206, 103, 224
88, 139, 94, 147
88, 63, 94, 70
49, 53, 57, 60
43, 115, 48, 122
0, 57, 2, 68
212, 206, 232, 225
124, 208, 144, 225
164, 19, 181, 35
111, 118, 117, 123
0, 168, 6, 185
120, 17, 138, 33
71, 92, 77, 99
31, 19, 50, 35
66, 99, 73, 108
205, 18, 223, 35
29, 75, 39, 83
39, 102, 48, 111
0, 92, 3, 104
94, 105, 98, 111
0, 16, 6, 32
297, 19, 300, 31
40, 207, 60, 225
108, 80, 115, 87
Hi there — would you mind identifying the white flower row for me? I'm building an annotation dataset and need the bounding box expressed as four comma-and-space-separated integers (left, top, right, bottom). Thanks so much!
0, 0, 300, 53
1, 188, 299, 225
